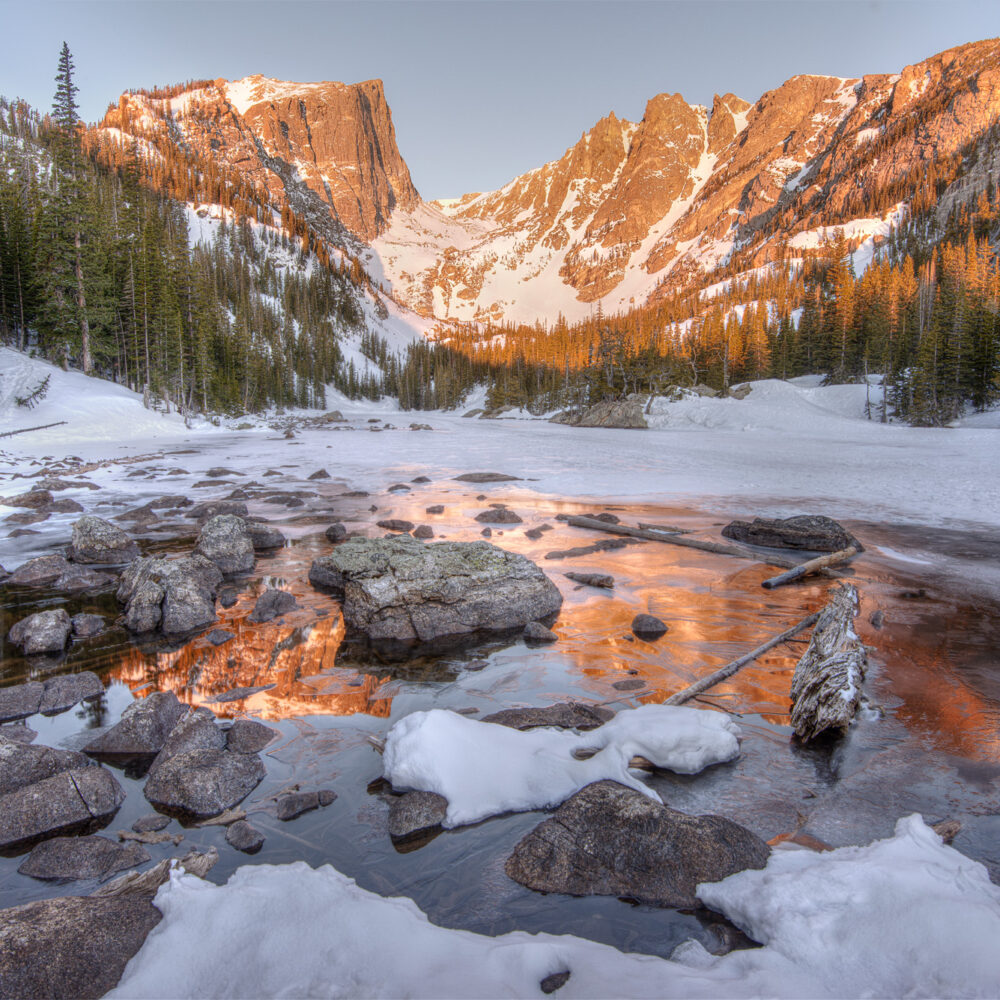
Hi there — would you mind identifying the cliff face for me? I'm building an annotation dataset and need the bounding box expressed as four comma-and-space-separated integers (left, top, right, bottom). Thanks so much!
101, 38, 1000, 326
101, 75, 419, 242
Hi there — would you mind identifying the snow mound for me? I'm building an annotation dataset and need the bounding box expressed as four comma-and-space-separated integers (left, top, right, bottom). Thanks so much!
0, 348, 215, 449
382, 705, 740, 827
109, 815, 1000, 999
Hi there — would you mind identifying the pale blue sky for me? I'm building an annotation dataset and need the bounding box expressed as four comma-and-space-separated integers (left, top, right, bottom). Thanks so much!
2, 1, 997, 199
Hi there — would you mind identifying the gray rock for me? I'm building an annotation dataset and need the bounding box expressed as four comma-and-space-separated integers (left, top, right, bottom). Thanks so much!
308, 535, 562, 645
612, 678, 646, 692
218, 586, 239, 608
205, 628, 235, 646
8, 609, 72, 655
83, 691, 186, 757
247, 522, 286, 550
480, 703, 614, 731
325, 523, 348, 542
117, 554, 222, 635
721, 515, 862, 553
307, 469, 330, 480
565, 572, 614, 589
144, 749, 265, 818
0, 894, 161, 999
540, 971, 571, 994
275, 789, 336, 821
551, 399, 648, 429
194, 514, 255, 574
47, 498, 84, 514
0, 722, 36, 744
17, 834, 149, 881
5, 554, 72, 586
132, 814, 170, 833
247, 588, 297, 623
425, 505, 445, 514
39, 672, 103, 714
0, 738, 96, 795
4, 488, 53, 509
186, 500, 248, 521
524, 621, 558, 643
387, 483, 411, 493
413, 524, 434, 539
68, 516, 140, 565
206, 467, 240, 478
0, 682, 43, 723
70, 614, 105, 638
225, 719, 278, 753
452, 473, 521, 483
387, 791, 448, 840
147, 494, 191, 509
149, 708, 225, 775
505, 780, 770, 908
631, 614, 668, 639
480, 527, 492, 538
225, 819, 265, 853
54, 565, 115, 593
0, 767, 126, 850
475, 508, 523, 524
376, 519, 414, 532
5, 510, 48, 526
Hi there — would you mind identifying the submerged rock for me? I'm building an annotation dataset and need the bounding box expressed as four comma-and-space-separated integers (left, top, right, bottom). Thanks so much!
564, 571, 614, 589
194, 514, 255, 574
721, 515, 862, 553
144, 749, 265, 818
5, 554, 72, 586
17, 834, 149, 881
7, 609, 73, 655
308, 534, 562, 645
68, 516, 140, 565
505, 780, 770, 907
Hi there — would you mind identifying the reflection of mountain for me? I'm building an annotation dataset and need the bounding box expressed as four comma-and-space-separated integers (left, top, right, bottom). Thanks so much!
109, 615, 394, 721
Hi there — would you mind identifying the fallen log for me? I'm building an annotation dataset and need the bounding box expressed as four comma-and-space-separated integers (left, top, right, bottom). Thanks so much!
0, 420, 67, 439
636, 521, 692, 535
664, 611, 822, 706
789, 584, 867, 742
761, 546, 859, 589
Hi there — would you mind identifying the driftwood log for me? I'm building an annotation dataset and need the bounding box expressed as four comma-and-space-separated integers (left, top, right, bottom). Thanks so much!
789, 583, 868, 741
762, 546, 859, 589
0, 420, 67, 439
664, 611, 822, 706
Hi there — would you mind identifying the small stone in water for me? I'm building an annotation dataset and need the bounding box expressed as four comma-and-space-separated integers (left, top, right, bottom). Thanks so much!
132, 814, 170, 833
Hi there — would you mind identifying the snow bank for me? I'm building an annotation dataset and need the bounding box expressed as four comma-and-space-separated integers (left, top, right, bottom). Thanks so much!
382, 706, 740, 827
109, 815, 1000, 999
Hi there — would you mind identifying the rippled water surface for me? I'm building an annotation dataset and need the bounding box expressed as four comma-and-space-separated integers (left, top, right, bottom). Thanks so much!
2, 456, 999, 957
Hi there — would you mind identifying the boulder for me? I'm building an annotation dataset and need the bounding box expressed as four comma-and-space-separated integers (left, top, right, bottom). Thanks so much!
7, 609, 72, 655
83, 691, 186, 758
565, 572, 614, 589
376, 519, 414, 532
186, 500, 248, 521
308, 535, 562, 645
505, 780, 770, 908
117, 554, 222, 635
524, 621, 558, 643
387, 790, 447, 841
425, 505, 445, 515
551, 400, 648, 429
0, 767, 126, 850
246, 522, 286, 550
0, 738, 96, 795
307, 469, 330, 480
148, 708, 225, 775
474, 508, 522, 524
0, 894, 162, 999
413, 525, 433, 540
0, 682, 44, 723
67, 516, 140, 565
132, 814, 170, 833
39, 672, 103, 714
325, 523, 348, 542
631, 614, 668, 639
225, 719, 278, 754
246, 588, 297, 623
721, 515, 862, 553
4, 488, 53, 509
47, 498, 84, 514
275, 789, 336, 821
17, 835, 149, 881
5, 554, 72, 587
225, 820, 265, 853
70, 614, 105, 638
53, 565, 115, 593
143, 749, 265, 818
194, 514, 255, 574
480, 703, 613, 731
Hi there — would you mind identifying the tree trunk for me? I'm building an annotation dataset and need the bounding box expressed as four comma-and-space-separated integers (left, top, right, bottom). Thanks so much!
74, 227, 91, 373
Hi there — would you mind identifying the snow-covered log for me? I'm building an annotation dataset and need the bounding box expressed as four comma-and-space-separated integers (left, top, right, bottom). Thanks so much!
789, 584, 868, 741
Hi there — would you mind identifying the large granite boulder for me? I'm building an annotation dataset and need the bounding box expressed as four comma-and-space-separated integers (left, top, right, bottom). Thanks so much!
0, 738, 96, 795
505, 780, 770, 908
721, 515, 862, 553
116, 554, 222, 634
5, 554, 72, 587
143, 749, 265, 818
17, 835, 149, 881
148, 707, 225, 776
67, 516, 140, 565
308, 534, 562, 644
551, 399, 647, 429
0, 682, 44, 723
0, 894, 161, 999
83, 691, 186, 758
0, 767, 125, 850
39, 672, 103, 714
7, 610, 72, 655
194, 514, 255, 574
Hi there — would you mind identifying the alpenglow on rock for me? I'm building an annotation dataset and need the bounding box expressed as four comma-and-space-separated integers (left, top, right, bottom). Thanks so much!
308, 534, 562, 644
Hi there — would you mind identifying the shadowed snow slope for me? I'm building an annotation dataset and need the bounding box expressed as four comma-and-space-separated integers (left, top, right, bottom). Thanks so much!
382, 706, 741, 827
108, 815, 1000, 999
